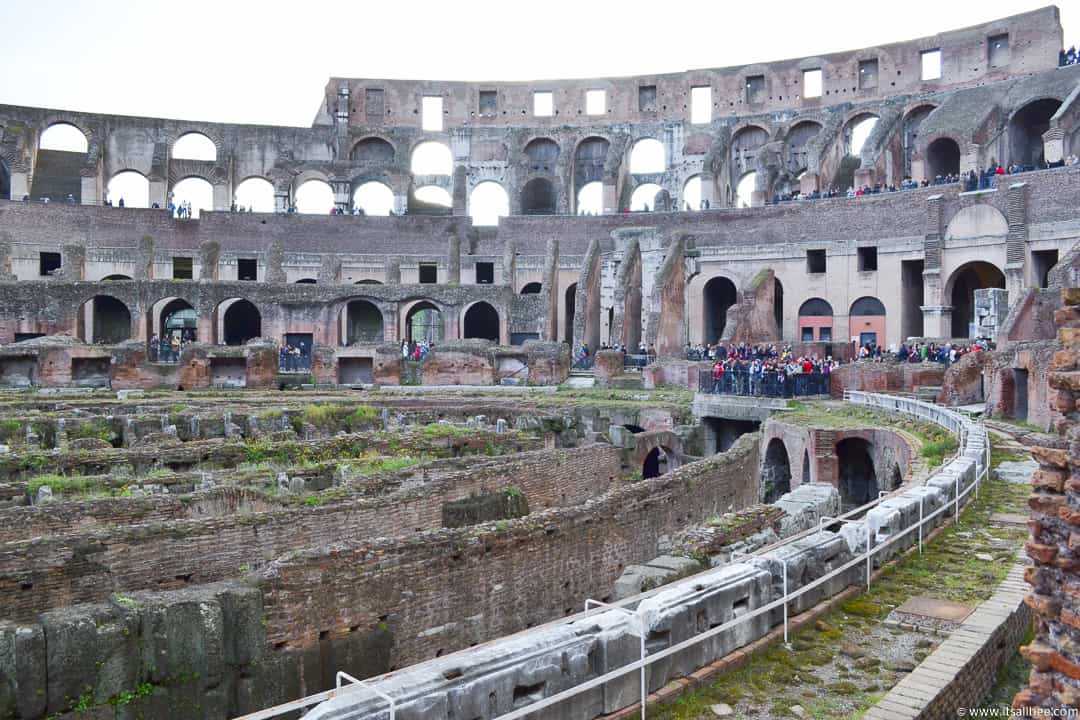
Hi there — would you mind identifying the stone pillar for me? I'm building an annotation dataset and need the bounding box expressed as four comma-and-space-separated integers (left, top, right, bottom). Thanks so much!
911, 156, 926, 184
799, 172, 820, 195
275, 190, 289, 213
446, 235, 461, 284
961, 142, 980, 175
80, 175, 99, 206
9, 172, 29, 201
750, 189, 767, 207
1005, 183, 1028, 298
602, 182, 617, 214
212, 183, 230, 211
452, 166, 467, 216
385, 258, 401, 284
700, 172, 717, 209
332, 180, 350, 213
1042, 127, 1065, 165
61, 244, 85, 281
318, 255, 341, 284
265, 241, 286, 283
149, 178, 167, 208
1014, 286, 1080, 711
135, 236, 154, 280
0, 236, 16, 280
199, 240, 220, 281
920, 305, 952, 338
853, 166, 875, 189
974, 288, 1008, 340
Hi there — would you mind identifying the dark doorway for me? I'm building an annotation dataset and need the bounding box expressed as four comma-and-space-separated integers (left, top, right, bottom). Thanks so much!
949, 262, 1005, 338
703, 277, 737, 344
406, 301, 444, 343
520, 282, 542, 294
901, 260, 925, 339
83, 296, 131, 344
346, 300, 384, 344
1009, 99, 1062, 168
926, 137, 960, 178
703, 417, 760, 454
564, 283, 577, 344
642, 447, 673, 479
223, 300, 261, 346
1032, 250, 1058, 289
773, 278, 784, 338
837, 438, 877, 509
521, 178, 556, 215
802, 451, 811, 484
1014, 368, 1029, 421
160, 299, 197, 342
762, 438, 792, 503
463, 302, 500, 342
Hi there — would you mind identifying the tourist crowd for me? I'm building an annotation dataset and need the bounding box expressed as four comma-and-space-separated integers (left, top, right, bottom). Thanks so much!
148, 334, 187, 362
279, 343, 312, 372
1060, 46, 1079, 66
401, 339, 433, 361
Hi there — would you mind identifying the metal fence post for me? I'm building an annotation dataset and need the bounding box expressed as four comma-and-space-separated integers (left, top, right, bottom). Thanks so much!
782, 561, 789, 644
918, 497, 924, 554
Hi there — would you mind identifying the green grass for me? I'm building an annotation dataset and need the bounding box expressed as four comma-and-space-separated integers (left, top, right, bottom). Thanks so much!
920, 436, 960, 470
299, 403, 379, 432
27, 473, 96, 496
420, 423, 471, 439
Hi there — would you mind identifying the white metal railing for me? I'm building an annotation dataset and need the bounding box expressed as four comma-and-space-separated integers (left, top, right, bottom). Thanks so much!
236, 392, 991, 720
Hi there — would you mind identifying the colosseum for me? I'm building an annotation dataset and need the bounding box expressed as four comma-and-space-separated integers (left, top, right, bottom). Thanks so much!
1, 5, 1079, 719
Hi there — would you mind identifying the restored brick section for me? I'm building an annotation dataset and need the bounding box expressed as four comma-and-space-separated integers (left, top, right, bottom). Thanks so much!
1015, 286, 1080, 711
830, 362, 947, 400
256, 434, 761, 665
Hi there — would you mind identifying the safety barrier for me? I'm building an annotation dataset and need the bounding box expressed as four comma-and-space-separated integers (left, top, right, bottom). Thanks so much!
237, 393, 989, 720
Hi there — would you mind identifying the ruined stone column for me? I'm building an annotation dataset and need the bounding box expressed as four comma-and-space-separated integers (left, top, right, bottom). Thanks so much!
922, 194, 946, 336
134, 236, 154, 280
446, 235, 461, 285
199, 240, 220, 282
452, 166, 467, 216
385, 257, 401, 284
1042, 127, 1065, 165
265, 241, 286, 283
60, 244, 85, 281
1005, 183, 1029, 299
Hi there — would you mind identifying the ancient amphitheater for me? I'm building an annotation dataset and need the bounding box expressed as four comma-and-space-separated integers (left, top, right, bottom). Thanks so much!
1, 5, 1079, 719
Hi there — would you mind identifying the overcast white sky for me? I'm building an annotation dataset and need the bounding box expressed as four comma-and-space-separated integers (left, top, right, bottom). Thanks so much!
0, 0, 1074, 127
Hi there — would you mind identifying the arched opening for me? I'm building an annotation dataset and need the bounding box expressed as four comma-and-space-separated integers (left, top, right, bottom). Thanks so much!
731, 126, 769, 178
1009, 99, 1062, 168
463, 302, 500, 342
405, 301, 444, 343
564, 282, 578, 343
576, 181, 602, 215
642, 446, 675, 480
889, 463, 903, 491
106, 171, 150, 208
160, 299, 197, 343
802, 450, 811, 484
412, 185, 452, 211
102, 274, 133, 281
411, 142, 453, 175
33, 123, 89, 202
683, 175, 702, 211
351, 137, 395, 164
521, 178, 556, 215
849, 296, 887, 350
524, 138, 560, 170
837, 437, 877, 509
798, 297, 834, 343
948, 261, 1006, 338
234, 177, 275, 213
171, 132, 217, 162
355, 279, 383, 285
785, 121, 822, 170
39, 123, 88, 153
762, 438, 792, 503
295, 179, 335, 214
736, 172, 756, 208
630, 183, 663, 211
848, 115, 879, 156
703, 276, 737, 343
629, 138, 665, 174
171, 177, 213, 218
574, 137, 609, 213
222, 300, 261, 346
345, 300, 384, 345
520, 282, 542, 294
926, 137, 961, 178
352, 182, 394, 216
469, 181, 510, 226
78, 295, 131, 344
295, 278, 317, 284
774, 277, 784, 338
902, 105, 936, 176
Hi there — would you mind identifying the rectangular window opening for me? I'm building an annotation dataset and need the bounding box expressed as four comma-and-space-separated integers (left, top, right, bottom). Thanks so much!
586, 89, 606, 116
819, 327, 832, 342
475, 262, 494, 284
806, 249, 826, 274
801, 327, 814, 342
638, 85, 657, 113
238, 258, 257, 281
365, 88, 384, 119
690, 86, 712, 124
419, 263, 438, 284
745, 75, 765, 104
422, 96, 443, 131
533, 91, 553, 117
803, 69, 822, 98
921, 49, 941, 81
479, 90, 497, 117
857, 246, 878, 272
988, 33, 1010, 67
39, 252, 61, 277
172, 256, 193, 280
858, 59, 879, 89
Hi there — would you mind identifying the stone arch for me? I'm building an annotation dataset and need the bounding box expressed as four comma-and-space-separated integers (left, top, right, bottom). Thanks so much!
403, 299, 445, 343
341, 299, 384, 345
926, 137, 961, 178
524, 138, 560, 170
564, 282, 577, 343
468, 181, 509, 226
411, 141, 453, 176
703, 276, 738, 343
295, 278, 317, 284
837, 437, 877, 508
352, 181, 394, 216
171, 132, 217, 162
462, 301, 500, 342
849, 296, 887, 349
762, 437, 792, 503
234, 177, 275, 213
33, 122, 91, 202
350, 137, 395, 164
102, 274, 133, 281
39, 122, 89, 153
1009, 98, 1063, 168
215, 298, 261, 346
171, 176, 214, 218
902, 104, 937, 176
798, 297, 834, 343
642, 446, 678, 480
946, 261, 1006, 338
682, 175, 702, 211
629, 138, 665, 174
573, 136, 609, 210
520, 282, 542, 294
629, 182, 663, 211
521, 177, 556, 215
77, 295, 132, 344
785, 120, 822, 170
107, 170, 150, 208
154, 297, 197, 343
294, 177, 335, 214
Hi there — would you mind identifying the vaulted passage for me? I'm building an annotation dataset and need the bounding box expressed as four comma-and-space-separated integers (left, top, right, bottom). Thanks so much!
222, 300, 261, 346
926, 137, 960, 178
949, 262, 1005, 338
703, 277, 737, 344
1009, 98, 1062, 168
463, 302, 500, 342
761, 438, 792, 503
160, 299, 197, 342
642, 447, 675, 480
837, 438, 877, 508
79, 295, 131, 344
521, 178, 556, 215
345, 300, 384, 345
406, 302, 444, 343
